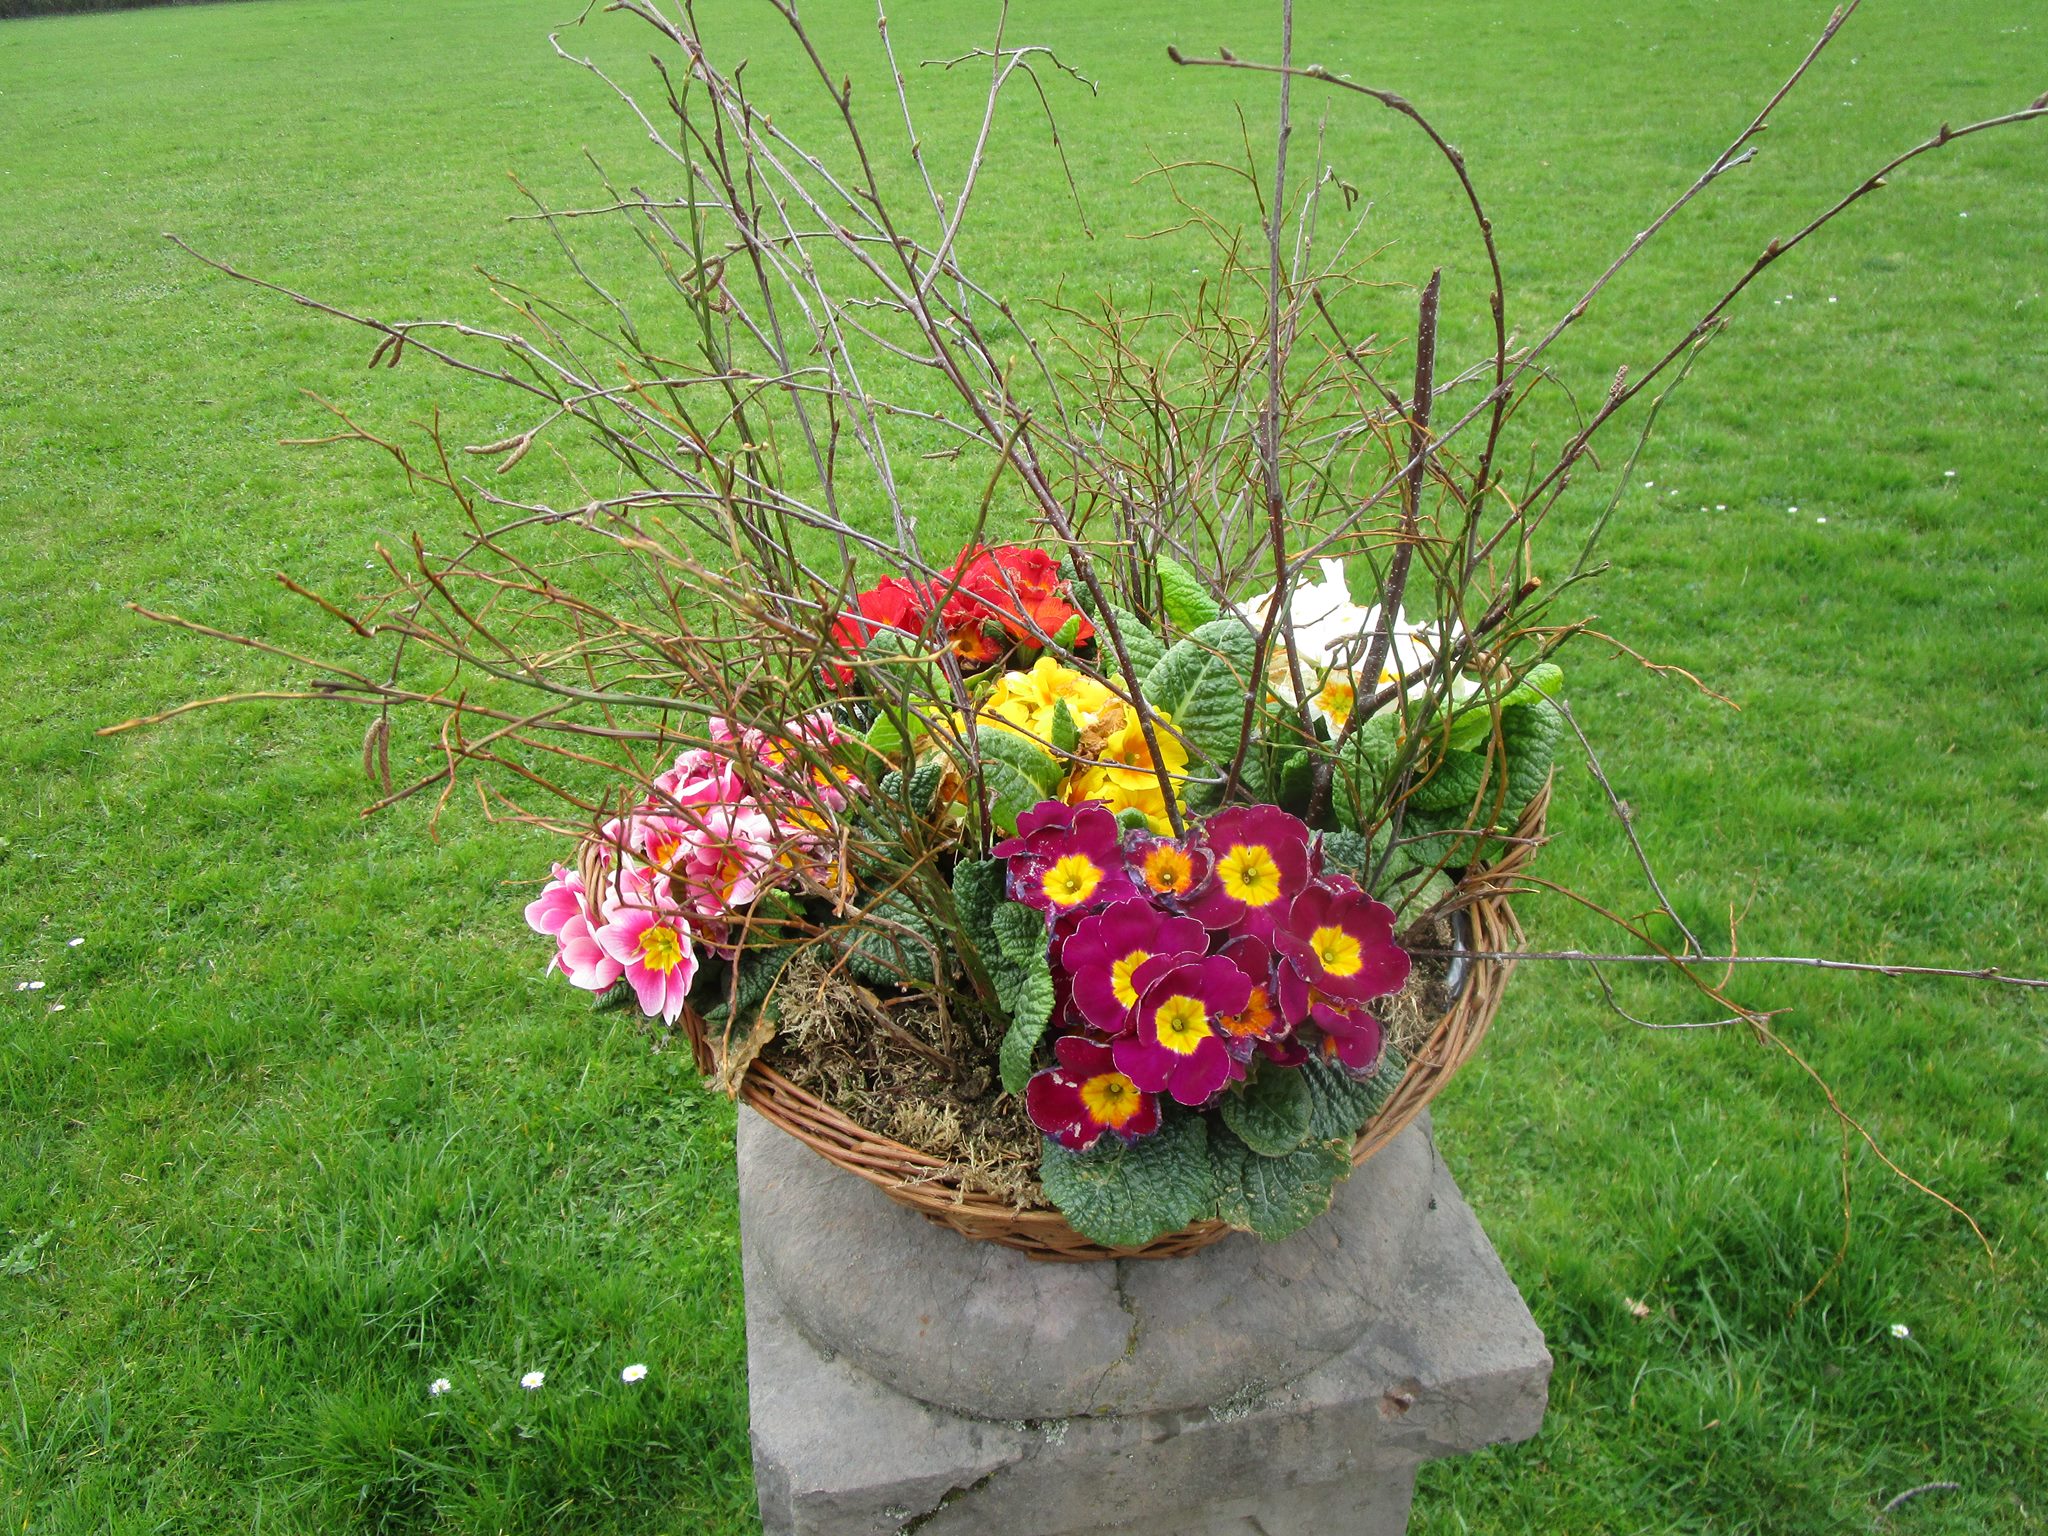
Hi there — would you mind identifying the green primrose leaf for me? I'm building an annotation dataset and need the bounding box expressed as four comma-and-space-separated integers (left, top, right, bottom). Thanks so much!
1330, 711, 1401, 832
1050, 697, 1081, 756
1140, 617, 1260, 783
1104, 607, 1167, 678
952, 857, 1007, 952
1272, 747, 1314, 815
996, 964, 1056, 1094
1499, 696, 1563, 814
1115, 806, 1154, 834
1208, 1129, 1351, 1240
592, 976, 636, 1013
1299, 1046, 1406, 1142
1443, 661, 1565, 753
1052, 613, 1084, 651
1220, 1066, 1314, 1157
971, 729, 1063, 834
991, 901, 1049, 968
840, 895, 936, 987
1154, 554, 1223, 636
1039, 1112, 1212, 1249
1318, 828, 1373, 882
1408, 747, 1492, 817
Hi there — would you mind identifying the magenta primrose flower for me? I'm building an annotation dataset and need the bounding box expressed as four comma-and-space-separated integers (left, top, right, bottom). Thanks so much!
1273, 882, 1411, 1002
1184, 804, 1313, 940
1209, 934, 1294, 1058
1123, 830, 1213, 906
998, 801, 1137, 914
1113, 954, 1253, 1106
1025, 1034, 1162, 1151
1060, 901, 1208, 1035
1303, 997, 1387, 1076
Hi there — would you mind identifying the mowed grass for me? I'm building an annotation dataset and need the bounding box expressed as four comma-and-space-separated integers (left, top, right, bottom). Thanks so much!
1, 0, 2043, 1532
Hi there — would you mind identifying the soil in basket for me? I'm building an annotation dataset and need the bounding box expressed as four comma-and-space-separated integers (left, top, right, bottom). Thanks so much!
755, 913, 1455, 1210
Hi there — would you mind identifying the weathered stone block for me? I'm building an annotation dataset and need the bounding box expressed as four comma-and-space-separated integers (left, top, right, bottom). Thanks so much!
739, 1107, 1547, 1536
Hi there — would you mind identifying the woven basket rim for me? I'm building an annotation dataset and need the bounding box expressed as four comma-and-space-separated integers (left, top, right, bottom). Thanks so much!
686, 783, 1549, 1260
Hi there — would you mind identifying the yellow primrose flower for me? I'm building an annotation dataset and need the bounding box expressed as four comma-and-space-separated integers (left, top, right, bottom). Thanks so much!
978, 656, 1116, 745
1065, 706, 1189, 834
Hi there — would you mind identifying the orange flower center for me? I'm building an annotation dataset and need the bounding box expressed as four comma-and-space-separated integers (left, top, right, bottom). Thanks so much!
1079, 1072, 1143, 1128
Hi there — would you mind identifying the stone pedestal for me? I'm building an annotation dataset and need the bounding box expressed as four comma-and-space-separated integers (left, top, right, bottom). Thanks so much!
738, 1107, 1548, 1536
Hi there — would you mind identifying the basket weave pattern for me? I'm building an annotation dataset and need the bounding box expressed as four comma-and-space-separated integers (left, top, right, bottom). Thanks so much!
684, 786, 1547, 1261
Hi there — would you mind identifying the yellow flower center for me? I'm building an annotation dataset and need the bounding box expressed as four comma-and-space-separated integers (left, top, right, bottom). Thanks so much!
1310, 925, 1364, 978
1141, 845, 1195, 894
1110, 949, 1153, 1010
1154, 994, 1211, 1055
638, 923, 685, 974
1217, 843, 1283, 907
1041, 854, 1104, 908
1079, 1071, 1143, 1128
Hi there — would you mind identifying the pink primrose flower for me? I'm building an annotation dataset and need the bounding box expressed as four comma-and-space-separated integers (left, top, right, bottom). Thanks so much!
595, 902, 699, 1024
524, 864, 586, 938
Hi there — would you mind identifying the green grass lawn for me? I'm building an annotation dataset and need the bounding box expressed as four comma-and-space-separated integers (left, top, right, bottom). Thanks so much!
2, 0, 2044, 1531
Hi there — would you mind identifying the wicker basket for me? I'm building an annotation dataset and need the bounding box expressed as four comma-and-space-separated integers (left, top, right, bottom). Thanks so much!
683, 784, 1548, 1262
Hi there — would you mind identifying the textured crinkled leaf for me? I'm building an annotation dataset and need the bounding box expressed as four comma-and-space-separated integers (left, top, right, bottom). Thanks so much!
952, 857, 1006, 952
841, 896, 936, 987
1272, 747, 1314, 815
1396, 812, 1487, 871
1220, 1066, 1314, 1157
1208, 1129, 1351, 1240
1300, 1046, 1406, 1142
908, 760, 946, 811
1155, 555, 1223, 636
991, 901, 1050, 967
1330, 711, 1401, 831
591, 976, 635, 1013
1116, 806, 1154, 834
997, 965, 1056, 1094
1050, 698, 1081, 756
1318, 828, 1373, 882
971, 728, 1063, 834
1039, 1112, 1212, 1249
1104, 607, 1167, 678
1139, 617, 1260, 777
1409, 747, 1492, 816
731, 945, 795, 1016
1500, 697, 1563, 813
1443, 662, 1565, 752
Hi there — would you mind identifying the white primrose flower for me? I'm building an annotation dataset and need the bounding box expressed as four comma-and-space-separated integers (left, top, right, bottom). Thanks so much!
1236, 558, 1465, 730
520, 1370, 546, 1390
620, 1363, 649, 1384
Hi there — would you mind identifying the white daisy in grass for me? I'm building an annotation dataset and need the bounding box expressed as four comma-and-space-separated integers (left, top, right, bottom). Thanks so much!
520, 1370, 546, 1390
429, 1377, 452, 1397
621, 1363, 649, 1384
1890, 1323, 1911, 1340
